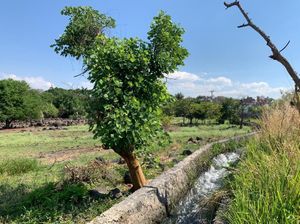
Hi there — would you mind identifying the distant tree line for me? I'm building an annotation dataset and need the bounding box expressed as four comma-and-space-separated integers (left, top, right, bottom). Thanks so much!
163, 92, 269, 128
0, 79, 270, 129
0, 79, 90, 128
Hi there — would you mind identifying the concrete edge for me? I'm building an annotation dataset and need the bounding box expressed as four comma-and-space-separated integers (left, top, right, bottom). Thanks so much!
88, 133, 255, 224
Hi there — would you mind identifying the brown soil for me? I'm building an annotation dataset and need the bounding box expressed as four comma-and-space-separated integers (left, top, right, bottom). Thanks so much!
0, 127, 41, 133
38, 147, 109, 164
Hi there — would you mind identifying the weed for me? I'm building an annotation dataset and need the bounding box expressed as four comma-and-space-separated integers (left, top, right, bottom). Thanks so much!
63, 160, 121, 185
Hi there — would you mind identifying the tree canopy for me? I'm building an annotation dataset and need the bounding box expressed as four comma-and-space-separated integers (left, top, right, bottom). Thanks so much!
0, 79, 43, 127
52, 8, 188, 190
51, 6, 115, 59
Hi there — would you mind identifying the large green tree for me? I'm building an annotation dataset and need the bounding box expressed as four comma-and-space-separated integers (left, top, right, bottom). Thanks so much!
45, 88, 88, 119
0, 79, 43, 128
218, 98, 240, 125
52, 7, 188, 190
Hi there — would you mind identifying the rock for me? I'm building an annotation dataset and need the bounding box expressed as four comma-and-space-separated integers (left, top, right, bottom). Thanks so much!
187, 137, 198, 144
182, 149, 193, 156
187, 137, 194, 143
159, 163, 166, 171
123, 171, 132, 184
95, 156, 106, 164
53, 121, 63, 127
196, 136, 203, 141
172, 159, 180, 164
109, 188, 122, 199
89, 189, 108, 200
36, 121, 43, 127
117, 158, 126, 164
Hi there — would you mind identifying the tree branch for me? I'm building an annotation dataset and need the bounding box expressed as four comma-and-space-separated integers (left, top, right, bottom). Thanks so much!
224, 1, 300, 90
237, 23, 249, 28
279, 40, 290, 53
74, 68, 89, 77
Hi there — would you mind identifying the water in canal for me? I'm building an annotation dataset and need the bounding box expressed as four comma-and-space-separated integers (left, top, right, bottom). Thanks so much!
164, 151, 241, 224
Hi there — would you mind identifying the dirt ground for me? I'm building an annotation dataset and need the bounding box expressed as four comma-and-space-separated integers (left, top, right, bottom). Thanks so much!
38, 147, 107, 164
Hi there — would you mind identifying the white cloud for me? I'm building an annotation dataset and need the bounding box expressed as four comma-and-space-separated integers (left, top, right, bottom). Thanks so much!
167, 71, 289, 99
166, 71, 200, 81
0, 74, 53, 90
60, 81, 93, 90
205, 76, 232, 86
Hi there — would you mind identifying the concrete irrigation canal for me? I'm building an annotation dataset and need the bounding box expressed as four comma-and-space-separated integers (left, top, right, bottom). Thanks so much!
162, 151, 241, 224
89, 134, 254, 224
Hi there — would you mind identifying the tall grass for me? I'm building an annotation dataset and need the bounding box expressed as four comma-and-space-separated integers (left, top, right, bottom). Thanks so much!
0, 158, 39, 175
226, 103, 300, 223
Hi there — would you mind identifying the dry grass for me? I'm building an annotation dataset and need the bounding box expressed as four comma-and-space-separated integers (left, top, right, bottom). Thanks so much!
259, 102, 300, 147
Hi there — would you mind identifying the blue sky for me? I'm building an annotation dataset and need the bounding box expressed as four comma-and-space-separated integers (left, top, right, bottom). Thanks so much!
1, 0, 300, 98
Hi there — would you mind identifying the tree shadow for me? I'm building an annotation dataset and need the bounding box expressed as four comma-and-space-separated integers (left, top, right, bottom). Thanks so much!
0, 182, 115, 223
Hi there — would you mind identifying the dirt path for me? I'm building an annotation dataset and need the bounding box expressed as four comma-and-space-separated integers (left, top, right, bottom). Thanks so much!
38, 147, 109, 164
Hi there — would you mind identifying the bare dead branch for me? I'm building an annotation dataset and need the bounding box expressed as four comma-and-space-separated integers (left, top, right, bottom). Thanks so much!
224, 1, 239, 9
224, 1, 300, 92
279, 40, 290, 53
237, 23, 249, 28
74, 68, 89, 77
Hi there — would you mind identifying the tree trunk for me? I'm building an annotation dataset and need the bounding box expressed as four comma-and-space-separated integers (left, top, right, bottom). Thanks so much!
121, 151, 147, 191
5, 120, 12, 129
240, 109, 244, 129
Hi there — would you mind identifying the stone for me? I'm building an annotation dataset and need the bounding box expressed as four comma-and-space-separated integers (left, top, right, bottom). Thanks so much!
159, 163, 166, 171
95, 156, 106, 164
172, 158, 180, 164
182, 149, 193, 156
117, 158, 126, 164
187, 137, 194, 143
196, 136, 203, 141
109, 188, 122, 199
123, 171, 132, 184
89, 189, 108, 200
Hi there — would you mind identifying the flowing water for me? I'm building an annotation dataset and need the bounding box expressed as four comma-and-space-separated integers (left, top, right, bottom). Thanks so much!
163, 151, 241, 224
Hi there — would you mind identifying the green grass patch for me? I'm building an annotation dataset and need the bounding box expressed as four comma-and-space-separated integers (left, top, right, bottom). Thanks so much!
0, 158, 40, 175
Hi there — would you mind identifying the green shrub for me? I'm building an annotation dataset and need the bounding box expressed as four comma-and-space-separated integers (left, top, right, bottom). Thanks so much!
0, 158, 39, 175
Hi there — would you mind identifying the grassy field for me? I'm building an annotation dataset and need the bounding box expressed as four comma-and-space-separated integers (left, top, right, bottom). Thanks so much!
0, 123, 251, 223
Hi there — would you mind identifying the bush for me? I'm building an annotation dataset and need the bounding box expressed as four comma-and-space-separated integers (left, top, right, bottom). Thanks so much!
63, 160, 120, 185
0, 158, 39, 175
